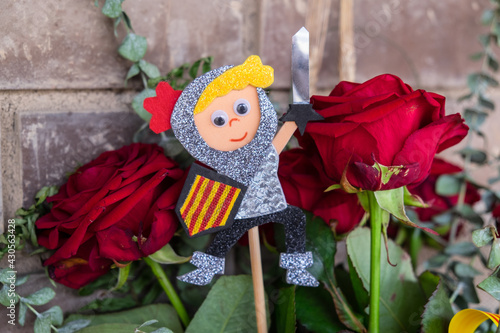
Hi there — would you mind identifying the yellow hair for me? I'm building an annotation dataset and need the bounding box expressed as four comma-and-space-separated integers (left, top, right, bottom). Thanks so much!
193, 55, 274, 115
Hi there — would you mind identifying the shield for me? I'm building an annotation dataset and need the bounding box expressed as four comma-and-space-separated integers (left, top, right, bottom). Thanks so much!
176, 163, 247, 238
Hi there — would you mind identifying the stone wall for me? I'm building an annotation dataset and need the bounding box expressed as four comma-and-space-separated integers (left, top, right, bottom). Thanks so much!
0, 0, 497, 331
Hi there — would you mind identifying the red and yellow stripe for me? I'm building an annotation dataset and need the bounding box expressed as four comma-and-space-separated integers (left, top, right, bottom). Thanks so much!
449, 309, 500, 332
180, 175, 241, 237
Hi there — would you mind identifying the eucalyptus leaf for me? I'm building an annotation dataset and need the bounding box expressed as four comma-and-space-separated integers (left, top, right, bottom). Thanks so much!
479, 94, 495, 109
444, 242, 477, 257
139, 319, 159, 328
0, 268, 13, 284
456, 204, 484, 226
132, 88, 156, 122
435, 175, 461, 196
452, 262, 481, 278
346, 227, 426, 333
459, 148, 488, 165
0, 284, 12, 306
34, 316, 51, 333
274, 286, 296, 333
421, 281, 454, 332
41, 305, 64, 326
57, 319, 92, 333
118, 33, 147, 62
425, 254, 448, 269
488, 238, 500, 269
21, 287, 55, 306
101, 0, 124, 18
478, 267, 500, 301
65, 304, 182, 333
149, 244, 191, 265
125, 63, 140, 82
139, 59, 161, 79
472, 225, 495, 247
18, 300, 27, 326
186, 275, 269, 333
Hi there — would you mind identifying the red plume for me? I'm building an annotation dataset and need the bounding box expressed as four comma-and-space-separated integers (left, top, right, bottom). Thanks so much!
143, 82, 182, 134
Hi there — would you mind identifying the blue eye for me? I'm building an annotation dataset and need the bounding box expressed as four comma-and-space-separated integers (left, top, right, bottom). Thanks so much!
233, 99, 251, 116
211, 110, 228, 127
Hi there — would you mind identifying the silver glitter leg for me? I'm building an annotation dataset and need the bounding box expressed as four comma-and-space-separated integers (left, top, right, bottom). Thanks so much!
279, 252, 319, 287
177, 251, 225, 286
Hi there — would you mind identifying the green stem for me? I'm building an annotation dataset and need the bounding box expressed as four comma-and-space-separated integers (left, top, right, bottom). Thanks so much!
143, 257, 190, 327
368, 191, 382, 333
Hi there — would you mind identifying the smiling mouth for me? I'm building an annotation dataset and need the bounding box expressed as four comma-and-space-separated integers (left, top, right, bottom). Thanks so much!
230, 132, 248, 142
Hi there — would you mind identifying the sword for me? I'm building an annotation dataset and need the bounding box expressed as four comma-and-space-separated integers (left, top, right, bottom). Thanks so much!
282, 27, 323, 135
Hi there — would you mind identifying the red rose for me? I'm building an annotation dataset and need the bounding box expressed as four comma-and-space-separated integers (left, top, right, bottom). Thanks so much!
36, 143, 185, 289
278, 148, 365, 234
302, 74, 469, 191
408, 158, 480, 222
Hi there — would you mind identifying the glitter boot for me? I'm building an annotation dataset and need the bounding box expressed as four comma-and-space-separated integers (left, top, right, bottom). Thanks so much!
279, 252, 319, 287
177, 251, 225, 286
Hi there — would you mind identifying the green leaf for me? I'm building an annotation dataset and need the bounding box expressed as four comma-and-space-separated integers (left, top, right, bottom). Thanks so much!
418, 271, 440, 299
479, 267, 500, 301
149, 244, 191, 265
325, 184, 341, 192
65, 304, 182, 332
132, 88, 156, 122
444, 242, 477, 257
186, 275, 269, 333
348, 257, 369, 310
18, 300, 27, 326
139, 60, 161, 79
435, 175, 461, 196
421, 281, 454, 332
189, 59, 202, 79
346, 227, 426, 333
151, 329, 174, 333
41, 305, 64, 326
79, 295, 136, 313
21, 287, 55, 305
118, 33, 147, 62
57, 319, 92, 333
488, 238, 500, 269
304, 215, 365, 332
275, 286, 296, 333
101, 0, 124, 18
77, 323, 161, 333
15, 275, 28, 286
403, 187, 427, 208
295, 286, 345, 333
479, 94, 495, 110
125, 63, 140, 83
409, 228, 423, 269
472, 226, 496, 247
139, 319, 159, 328
122, 11, 133, 31
111, 265, 131, 291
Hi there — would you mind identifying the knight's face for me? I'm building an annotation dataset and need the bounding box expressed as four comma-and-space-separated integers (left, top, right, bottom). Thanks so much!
193, 85, 261, 151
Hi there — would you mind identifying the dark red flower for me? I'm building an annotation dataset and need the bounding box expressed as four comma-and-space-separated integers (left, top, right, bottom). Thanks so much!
278, 148, 365, 234
408, 158, 480, 222
302, 74, 469, 191
36, 143, 185, 289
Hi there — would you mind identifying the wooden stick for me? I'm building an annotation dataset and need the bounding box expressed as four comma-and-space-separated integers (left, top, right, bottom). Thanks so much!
339, 0, 356, 82
248, 226, 267, 333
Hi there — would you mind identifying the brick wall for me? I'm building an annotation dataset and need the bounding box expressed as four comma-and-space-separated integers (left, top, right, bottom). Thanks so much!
0, 0, 496, 331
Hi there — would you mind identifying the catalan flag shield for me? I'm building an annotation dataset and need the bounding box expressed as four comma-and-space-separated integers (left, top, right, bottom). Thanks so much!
176, 163, 247, 238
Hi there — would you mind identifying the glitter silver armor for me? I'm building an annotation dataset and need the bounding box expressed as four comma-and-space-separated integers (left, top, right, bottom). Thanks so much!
235, 145, 287, 219
279, 252, 319, 287
177, 251, 225, 286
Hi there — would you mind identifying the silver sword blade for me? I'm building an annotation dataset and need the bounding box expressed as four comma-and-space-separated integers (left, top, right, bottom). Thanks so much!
292, 27, 310, 104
